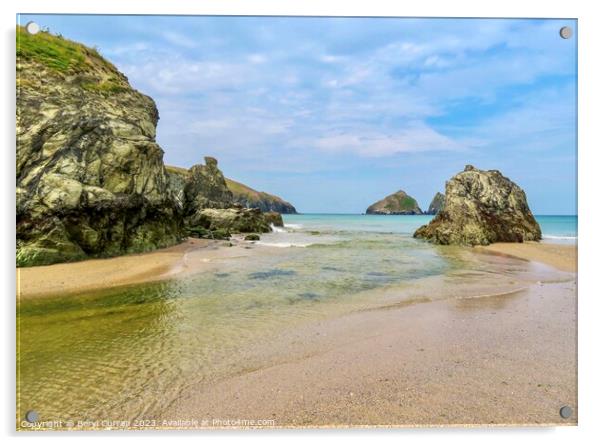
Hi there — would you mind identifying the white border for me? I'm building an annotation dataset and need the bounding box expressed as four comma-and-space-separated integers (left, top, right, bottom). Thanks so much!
3, 1, 601, 443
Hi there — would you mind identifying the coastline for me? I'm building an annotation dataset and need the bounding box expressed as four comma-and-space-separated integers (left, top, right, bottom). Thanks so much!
17, 237, 264, 300
16, 237, 577, 427
17, 240, 577, 300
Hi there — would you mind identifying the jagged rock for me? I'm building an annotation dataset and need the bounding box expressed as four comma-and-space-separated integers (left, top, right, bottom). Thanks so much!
16, 28, 182, 266
426, 192, 445, 215
414, 165, 542, 245
16, 29, 289, 266
194, 208, 272, 234
166, 158, 235, 228
366, 190, 422, 215
244, 234, 261, 241
188, 226, 231, 240
185, 157, 234, 210
225, 178, 297, 214
263, 211, 284, 227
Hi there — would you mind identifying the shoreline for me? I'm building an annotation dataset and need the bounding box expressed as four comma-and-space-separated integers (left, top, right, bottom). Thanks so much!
164, 277, 576, 426
16, 236, 577, 427
17, 239, 577, 300
477, 242, 577, 273
16, 237, 261, 300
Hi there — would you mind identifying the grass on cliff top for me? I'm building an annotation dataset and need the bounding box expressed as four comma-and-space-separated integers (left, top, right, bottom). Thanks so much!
16, 26, 118, 75
225, 178, 284, 203
225, 178, 261, 199
165, 165, 190, 178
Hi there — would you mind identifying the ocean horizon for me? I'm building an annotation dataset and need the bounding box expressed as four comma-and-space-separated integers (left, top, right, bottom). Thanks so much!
277, 214, 577, 244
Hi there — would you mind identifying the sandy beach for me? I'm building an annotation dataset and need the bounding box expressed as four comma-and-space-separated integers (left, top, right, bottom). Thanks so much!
17, 239, 577, 299
165, 277, 576, 426
17, 239, 577, 427
478, 242, 577, 273
16, 237, 273, 300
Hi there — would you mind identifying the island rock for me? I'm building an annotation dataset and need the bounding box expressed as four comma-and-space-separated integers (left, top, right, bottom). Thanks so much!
426, 192, 445, 215
366, 190, 422, 215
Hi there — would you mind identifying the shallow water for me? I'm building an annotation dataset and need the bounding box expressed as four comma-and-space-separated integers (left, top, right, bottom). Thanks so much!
16, 214, 575, 425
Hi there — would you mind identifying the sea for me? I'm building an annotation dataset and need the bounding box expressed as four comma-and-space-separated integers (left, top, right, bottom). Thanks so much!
16, 214, 576, 424
261, 214, 578, 247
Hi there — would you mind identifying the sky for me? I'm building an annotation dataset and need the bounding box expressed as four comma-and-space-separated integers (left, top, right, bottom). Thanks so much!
19, 15, 577, 214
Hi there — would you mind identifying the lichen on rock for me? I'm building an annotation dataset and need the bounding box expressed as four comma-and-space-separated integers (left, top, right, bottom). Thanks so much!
414, 165, 542, 245
17, 27, 183, 266
15, 29, 295, 267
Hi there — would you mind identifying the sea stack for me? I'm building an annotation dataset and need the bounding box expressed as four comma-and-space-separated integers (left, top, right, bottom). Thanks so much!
366, 190, 422, 215
426, 192, 445, 215
414, 165, 541, 245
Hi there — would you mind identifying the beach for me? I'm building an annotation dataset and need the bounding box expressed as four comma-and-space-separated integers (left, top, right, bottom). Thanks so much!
18, 237, 577, 299
479, 242, 577, 273
17, 236, 278, 300
16, 215, 577, 428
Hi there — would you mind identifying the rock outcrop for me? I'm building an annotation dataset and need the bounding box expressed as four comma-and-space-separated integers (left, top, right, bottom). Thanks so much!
16, 29, 276, 266
17, 28, 182, 266
225, 178, 297, 214
414, 165, 541, 245
366, 190, 422, 215
192, 207, 272, 234
263, 211, 284, 227
426, 192, 445, 215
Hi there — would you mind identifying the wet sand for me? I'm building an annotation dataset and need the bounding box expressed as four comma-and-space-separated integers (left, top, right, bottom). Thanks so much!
164, 273, 577, 427
17, 237, 265, 300
478, 242, 577, 273
18, 240, 576, 300
17, 240, 577, 427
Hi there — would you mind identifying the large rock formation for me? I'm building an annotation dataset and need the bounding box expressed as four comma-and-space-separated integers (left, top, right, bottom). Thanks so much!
426, 192, 445, 215
166, 162, 273, 235
17, 28, 182, 266
225, 178, 297, 214
193, 207, 272, 234
366, 190, 422, 215
414, 165, 541, 245
16, 29, 276, 266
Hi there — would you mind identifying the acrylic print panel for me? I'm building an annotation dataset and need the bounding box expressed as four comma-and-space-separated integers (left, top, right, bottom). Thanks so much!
16, 15, 577, 430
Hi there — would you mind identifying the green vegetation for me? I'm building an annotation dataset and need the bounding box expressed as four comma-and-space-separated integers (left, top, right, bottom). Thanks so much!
385, 195, 417, 211
187, 226, 231, 240
165, 165, 190, 177
225, 178, 261, 199
16, 26, 120, 78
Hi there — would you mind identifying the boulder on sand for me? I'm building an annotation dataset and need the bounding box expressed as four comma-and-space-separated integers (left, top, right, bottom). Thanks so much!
414, 165, 541, 245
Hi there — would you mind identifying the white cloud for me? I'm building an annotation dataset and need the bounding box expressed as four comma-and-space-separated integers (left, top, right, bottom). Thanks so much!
315, 122, 468, 157
161, 31, 197, 48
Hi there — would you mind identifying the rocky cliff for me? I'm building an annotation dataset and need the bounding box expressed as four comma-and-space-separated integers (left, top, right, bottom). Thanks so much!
414, 165, 541, 245
366, 190, 422, 215
225, 178, 297, 214
426, 192, 445, 215
17, 28, 183, 266
16, 29, 273, 266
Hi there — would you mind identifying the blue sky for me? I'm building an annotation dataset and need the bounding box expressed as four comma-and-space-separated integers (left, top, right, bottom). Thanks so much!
19, 15, 577, 214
